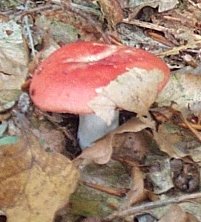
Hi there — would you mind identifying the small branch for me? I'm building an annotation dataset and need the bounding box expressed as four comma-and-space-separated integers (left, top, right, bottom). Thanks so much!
105, 192, 201, 220
157, 39, 201, 57
21, 1, 36, 57
123, 19, 170, 33
80, 180, 128, 197
181, 115, 201, 142
1, 4, 58, 18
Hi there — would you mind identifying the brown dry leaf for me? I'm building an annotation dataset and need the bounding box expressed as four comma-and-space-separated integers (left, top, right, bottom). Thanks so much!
0, 134, 79, 222
89, 68, 163, 124
153, 123, 189, 158
112, 131, 148, 163
98, 0, 124, 28
79, 117, 154, 164
121, 166, 146, 208
154, 122, 201, 163
79, 134, 113, 165
32, 120, 66, 153
159, 204, 199, 222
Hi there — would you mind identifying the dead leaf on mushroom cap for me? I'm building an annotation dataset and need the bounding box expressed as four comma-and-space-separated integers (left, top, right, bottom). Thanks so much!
0, 133, 79, 222
89, 68, 163, 124
79, 117, 154, 164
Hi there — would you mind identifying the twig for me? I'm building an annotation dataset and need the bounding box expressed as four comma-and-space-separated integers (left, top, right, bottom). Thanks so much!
105, 192, 201, 220
157, 39, 201, 57
22, 1, 36, 57
51, 0, 101, 16
181, 115, 201, 142
123, 19, 170, 33
5, 1, 100, 21
3, 4, 58, 18
123, 19, 201, 57
80, 180, 128, 197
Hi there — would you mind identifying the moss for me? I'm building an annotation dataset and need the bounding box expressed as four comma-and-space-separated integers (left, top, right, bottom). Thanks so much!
69, 184, 121, 217
0, 0, 21, 10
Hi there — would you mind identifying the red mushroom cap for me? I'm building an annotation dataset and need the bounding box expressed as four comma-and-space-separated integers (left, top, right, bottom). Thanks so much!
30, 41, 170, 114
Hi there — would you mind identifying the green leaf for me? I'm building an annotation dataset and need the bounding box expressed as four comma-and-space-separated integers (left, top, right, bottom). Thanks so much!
0, 136, 19, 145
0, 122, 8, 137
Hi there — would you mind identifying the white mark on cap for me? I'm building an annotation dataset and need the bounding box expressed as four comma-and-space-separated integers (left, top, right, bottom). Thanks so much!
64, 46, 118, 63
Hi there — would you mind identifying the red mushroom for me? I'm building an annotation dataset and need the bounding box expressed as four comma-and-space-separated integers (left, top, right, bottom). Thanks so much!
30, 41, 170, 148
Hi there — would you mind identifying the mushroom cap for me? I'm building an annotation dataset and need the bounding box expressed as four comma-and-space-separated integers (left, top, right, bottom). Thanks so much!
30, 41, 170, 114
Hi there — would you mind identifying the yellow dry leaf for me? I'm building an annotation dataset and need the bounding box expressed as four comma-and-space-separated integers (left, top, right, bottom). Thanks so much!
0, 134, 79, 222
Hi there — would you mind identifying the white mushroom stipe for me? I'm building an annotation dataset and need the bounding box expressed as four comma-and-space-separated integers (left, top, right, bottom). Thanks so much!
78, 111, 119, 148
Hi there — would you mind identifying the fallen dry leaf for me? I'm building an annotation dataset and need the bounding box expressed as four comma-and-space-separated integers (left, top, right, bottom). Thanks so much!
128, 0, 178, 13
120, 166, 146, 208
0, 20, 28, 89
159, 204, 199, 222
157, 0, 179, 12
0, 20, 29, 112
98, 0, 124, 28
112, 131, 148, 163
32, 120, 66, 153
147, 159, 174, 194
154, 122, 201, 163
0, 133, 79, 222
79, 134, 113, 165
157, 73, 201, 116
0, 89, 20, 112
79, 117, 154, 164
89, 68, 163, 124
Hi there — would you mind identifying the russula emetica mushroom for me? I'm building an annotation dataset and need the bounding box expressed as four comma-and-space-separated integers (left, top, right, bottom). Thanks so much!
29, 41, 170, 148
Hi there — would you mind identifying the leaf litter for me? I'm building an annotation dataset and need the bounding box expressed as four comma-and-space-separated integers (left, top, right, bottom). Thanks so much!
1, 0, 201, 221
0, 127, 79, 222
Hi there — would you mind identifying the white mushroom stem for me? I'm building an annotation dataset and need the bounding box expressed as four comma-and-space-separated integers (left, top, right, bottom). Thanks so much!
78, 111, 119, 149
